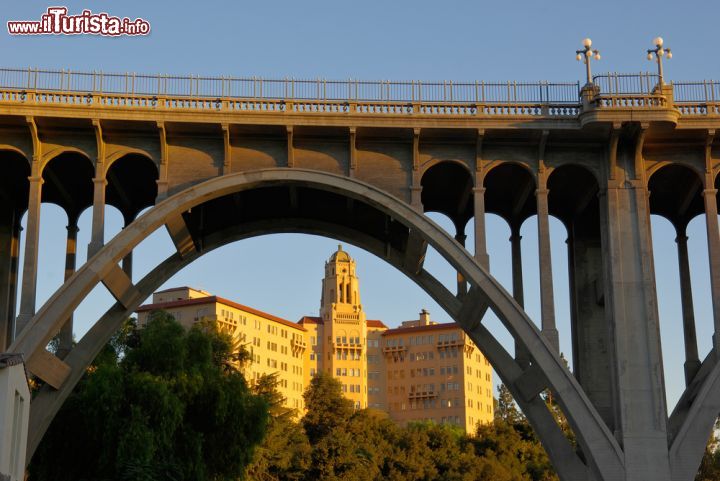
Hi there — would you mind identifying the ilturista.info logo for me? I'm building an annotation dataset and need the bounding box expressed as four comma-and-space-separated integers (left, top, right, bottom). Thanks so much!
7, 6, 150, 36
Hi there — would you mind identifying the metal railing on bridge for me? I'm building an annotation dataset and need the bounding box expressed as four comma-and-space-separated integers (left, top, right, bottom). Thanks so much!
0, 67, 718, 117
0, 67, 582, 104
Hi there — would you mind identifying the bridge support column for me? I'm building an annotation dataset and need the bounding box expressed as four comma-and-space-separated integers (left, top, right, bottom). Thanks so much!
16, 174, 43, 336
473, 186, 490, 269
568, 224, 615, 431
57, 222, 79, 359
601, 178, 671, 481
536, 187, 559, 352
674, 227, 700, 384
510, 222, 530, 369
0, 209, 20, 351
87, 176, 107, 258
702, 188, 720, 351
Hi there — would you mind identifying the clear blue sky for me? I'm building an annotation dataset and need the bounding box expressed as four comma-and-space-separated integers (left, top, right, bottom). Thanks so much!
2, 0, 719, 411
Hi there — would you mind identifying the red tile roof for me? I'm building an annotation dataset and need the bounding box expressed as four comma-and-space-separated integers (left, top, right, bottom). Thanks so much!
367, 319, 388, 329
136, 296, 306, 331
381, 322, 459, 336
297, 316, 322, 325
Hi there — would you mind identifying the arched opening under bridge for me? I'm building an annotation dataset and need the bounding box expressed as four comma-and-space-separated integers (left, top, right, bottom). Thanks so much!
10, 169, 625, 481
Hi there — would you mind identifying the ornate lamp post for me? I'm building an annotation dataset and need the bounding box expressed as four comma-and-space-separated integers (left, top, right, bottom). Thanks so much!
576, 38, 601, 85
647, 36, 672, 85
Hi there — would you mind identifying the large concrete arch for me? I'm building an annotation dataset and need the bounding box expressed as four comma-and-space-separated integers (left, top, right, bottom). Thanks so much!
11, 169, 626, 480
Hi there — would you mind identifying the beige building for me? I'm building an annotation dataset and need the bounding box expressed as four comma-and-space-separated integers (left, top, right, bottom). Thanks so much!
135, 246, 493, 430
380, 310, 494, 431
136, 286, 308, 412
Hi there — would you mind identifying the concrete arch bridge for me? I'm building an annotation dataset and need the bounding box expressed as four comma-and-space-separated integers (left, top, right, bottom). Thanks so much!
1, 68, 720, 481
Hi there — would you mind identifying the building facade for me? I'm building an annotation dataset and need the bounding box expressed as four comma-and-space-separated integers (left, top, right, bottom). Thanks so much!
380, 310, 494, 432
137, 287, 309, 412
136, 246, 493, 430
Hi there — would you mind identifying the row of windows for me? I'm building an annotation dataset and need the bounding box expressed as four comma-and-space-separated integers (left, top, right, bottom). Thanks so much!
467, 398, 491, 409
368, 354, 381, 364
441, 416, 462, 425
387, 347, 462, 363
387, 366, 463, 379
336, 368, 362, 377
409, 351, 434, 361
384, 332, 462, 348
409, 383, 435, 393
439, 348, 460, 359
437, 333, 460, 343
367, 339, 380, 348
336, 351, 362, 360
340, 384, 363, 393
336, 336, 362, 344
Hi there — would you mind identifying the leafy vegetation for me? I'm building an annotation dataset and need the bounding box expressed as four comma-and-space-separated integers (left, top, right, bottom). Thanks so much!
30, 311, 268, 481
247, 374, 559, 481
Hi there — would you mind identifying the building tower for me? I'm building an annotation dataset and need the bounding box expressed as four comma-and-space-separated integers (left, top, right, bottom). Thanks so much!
320, 245, 367, 409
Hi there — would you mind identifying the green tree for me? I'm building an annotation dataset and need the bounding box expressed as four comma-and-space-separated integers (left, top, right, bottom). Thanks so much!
246, 373, 311, 481
475, 420, 558, 481
696, 418, 720, 481
301, 372, 353, 444
30, 311, 269, 481
495, 383, 525, 426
